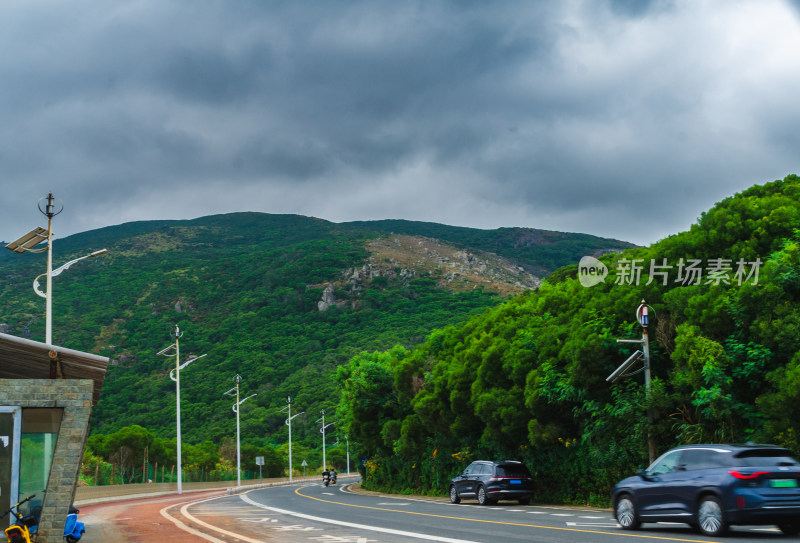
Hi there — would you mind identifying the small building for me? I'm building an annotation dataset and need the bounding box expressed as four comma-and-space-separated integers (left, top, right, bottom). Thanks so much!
0, 332, 108, 543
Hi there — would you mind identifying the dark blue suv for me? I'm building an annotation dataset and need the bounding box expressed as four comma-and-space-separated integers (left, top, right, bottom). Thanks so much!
449, 460, 534, 505
612, 444, 800, 536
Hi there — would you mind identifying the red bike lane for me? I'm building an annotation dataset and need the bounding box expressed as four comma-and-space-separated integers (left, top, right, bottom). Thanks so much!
78, 490, 227, 543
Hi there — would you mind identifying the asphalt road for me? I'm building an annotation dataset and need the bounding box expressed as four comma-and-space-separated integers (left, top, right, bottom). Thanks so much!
161, 478, 793, 543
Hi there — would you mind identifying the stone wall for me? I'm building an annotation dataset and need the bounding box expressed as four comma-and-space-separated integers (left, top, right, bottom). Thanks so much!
0, 378, 93, 543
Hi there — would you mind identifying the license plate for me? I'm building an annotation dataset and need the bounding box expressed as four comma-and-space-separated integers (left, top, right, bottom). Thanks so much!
770, 479, 798, 488
510, 480, 521, 485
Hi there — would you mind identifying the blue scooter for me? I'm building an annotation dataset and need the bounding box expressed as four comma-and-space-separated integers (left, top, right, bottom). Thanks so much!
63, 505, 85, 543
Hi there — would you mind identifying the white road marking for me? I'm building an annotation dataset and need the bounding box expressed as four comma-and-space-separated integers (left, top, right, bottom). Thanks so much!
275, 524, 321, 531
309, 536, 377, 542
179, 498, 271, 543
241, 492, 482, 543
159, 499, 226, 543
160, 494, 274, 543
566, 522, 619, 528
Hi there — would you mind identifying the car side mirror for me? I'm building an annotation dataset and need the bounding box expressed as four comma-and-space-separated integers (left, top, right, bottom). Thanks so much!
636, 468, 653, 481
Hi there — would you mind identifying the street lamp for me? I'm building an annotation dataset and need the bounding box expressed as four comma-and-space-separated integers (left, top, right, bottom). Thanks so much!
281, 396, 304, 482
345, 435, 350, 475
225, 375, 256, 487
316, 410, 335, 472
158, 325, 206, 494
4, 193, 107, 344
33, 249, 108, 298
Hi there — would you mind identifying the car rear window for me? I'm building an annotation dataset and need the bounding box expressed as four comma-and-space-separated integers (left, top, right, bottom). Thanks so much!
495, 464, 531, 478
734, 449, 800, 467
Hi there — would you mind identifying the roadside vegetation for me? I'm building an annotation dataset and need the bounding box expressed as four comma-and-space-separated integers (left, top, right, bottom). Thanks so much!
336, 175, 800, 506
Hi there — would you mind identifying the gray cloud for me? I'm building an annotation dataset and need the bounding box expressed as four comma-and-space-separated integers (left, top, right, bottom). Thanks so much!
1, 0, 799, 249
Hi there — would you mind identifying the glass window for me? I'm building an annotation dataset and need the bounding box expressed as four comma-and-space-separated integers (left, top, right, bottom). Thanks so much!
496, 464, 532, 478
19, 408, 62, 514
680, 449, 721, 470
735, 449, 800, 467
648, 451, 682, 476
0, 407, 21, 524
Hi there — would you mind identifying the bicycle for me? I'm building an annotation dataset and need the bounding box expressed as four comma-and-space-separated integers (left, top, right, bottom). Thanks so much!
1, 494, 37, 543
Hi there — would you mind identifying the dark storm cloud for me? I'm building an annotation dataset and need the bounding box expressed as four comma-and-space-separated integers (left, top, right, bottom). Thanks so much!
0, 0, 798, 247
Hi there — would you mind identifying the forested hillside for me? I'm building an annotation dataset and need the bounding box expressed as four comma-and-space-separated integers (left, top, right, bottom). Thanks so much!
0, 213, 630, 474
336, 174, 800, 505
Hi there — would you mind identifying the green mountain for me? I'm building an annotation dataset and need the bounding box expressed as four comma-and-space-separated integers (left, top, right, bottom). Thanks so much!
0, 214, 632, 454
336, 174, 800, 504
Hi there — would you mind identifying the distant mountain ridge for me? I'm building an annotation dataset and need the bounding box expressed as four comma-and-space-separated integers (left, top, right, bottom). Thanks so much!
0, 212, 634, 445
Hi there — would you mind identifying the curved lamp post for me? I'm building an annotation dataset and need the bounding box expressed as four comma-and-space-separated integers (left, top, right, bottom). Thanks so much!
345, 435, 350, 475
316, 410, 335, 472
33, 249, 108, 298
158, 325, 206, 494
281, 396, 304, 482
225, 375, 256, 487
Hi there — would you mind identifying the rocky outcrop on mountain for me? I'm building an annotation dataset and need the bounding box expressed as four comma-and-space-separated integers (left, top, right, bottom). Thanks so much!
365, 235, 541, 295
316, 234, 542, 309
317, 284, 337, 311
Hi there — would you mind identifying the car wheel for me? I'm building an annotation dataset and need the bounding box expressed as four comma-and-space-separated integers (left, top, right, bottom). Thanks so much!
697, 496, 728, 537
449, 485, 461, 504
477, 485, 490, 505
779, 522, 800, 536
518, 497, 531, 506
615, 495, 640, 530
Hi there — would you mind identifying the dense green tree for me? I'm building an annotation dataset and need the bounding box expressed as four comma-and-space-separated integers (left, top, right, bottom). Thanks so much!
336, 175, 800, 504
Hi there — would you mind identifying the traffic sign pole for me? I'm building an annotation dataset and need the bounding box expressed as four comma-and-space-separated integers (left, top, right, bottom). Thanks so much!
638, 300, 655, 464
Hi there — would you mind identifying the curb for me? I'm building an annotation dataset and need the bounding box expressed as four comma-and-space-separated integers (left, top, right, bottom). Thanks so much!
75, 475, 360, 506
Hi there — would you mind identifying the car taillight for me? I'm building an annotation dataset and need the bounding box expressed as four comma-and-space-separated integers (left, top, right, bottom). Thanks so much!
728, 470, 771, 479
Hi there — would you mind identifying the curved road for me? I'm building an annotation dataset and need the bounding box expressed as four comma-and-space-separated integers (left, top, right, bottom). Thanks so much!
160, 478, 789, 543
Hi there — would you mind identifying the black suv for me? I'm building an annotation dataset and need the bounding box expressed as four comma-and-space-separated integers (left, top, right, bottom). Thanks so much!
612, 444, 800, 536
449, 460, 534, 505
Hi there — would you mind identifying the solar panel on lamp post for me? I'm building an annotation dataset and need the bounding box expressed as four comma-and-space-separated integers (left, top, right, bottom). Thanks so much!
158, 325, 206, 494
4, 193, 106, 344
225, 375, 256, 487
281, 396, 304, 482
316, 410, 335, 474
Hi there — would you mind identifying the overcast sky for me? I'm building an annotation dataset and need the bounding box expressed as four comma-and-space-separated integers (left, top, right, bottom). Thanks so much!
1, 0, 799, 247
